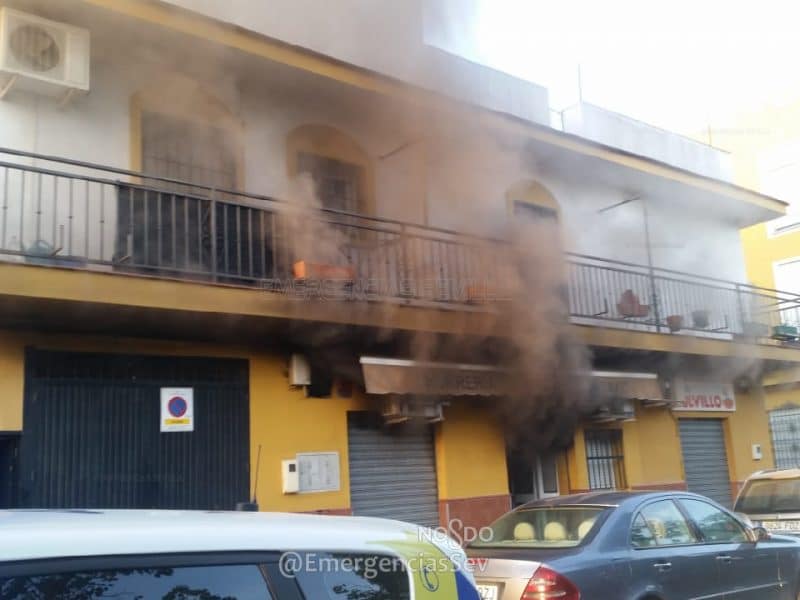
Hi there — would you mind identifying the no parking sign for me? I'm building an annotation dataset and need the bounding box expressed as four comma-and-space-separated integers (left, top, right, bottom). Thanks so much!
160, 387, 194, 432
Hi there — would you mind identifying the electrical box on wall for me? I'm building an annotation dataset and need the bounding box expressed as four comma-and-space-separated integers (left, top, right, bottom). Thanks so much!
289, 354, 311, 386
281, 458, 299, 494
752, 444, 763, 461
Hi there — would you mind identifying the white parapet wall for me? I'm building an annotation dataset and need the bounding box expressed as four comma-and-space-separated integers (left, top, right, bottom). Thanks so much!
562, 102, 734, 183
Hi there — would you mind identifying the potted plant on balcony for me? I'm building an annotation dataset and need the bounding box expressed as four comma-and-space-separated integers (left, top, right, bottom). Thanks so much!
666, 315, 684, 332
772, 323, 800, 341
691, 309, 710, 328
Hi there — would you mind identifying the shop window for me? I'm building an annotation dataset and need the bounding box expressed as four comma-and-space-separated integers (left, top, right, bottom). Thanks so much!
585, 429, 627, 490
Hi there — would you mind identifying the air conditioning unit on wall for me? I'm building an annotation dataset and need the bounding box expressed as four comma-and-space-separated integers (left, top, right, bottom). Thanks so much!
382, 398, 444, 425
0, 7, 90, 102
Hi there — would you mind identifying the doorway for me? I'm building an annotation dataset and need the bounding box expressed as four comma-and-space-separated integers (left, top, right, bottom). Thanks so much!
507, 449, 560, 507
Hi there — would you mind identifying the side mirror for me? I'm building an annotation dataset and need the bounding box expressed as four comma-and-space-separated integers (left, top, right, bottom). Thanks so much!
749, 526, 771, 543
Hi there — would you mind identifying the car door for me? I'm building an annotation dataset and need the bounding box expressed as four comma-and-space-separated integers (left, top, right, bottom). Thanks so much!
678, 497, 785, 600
628, 499, 725, 600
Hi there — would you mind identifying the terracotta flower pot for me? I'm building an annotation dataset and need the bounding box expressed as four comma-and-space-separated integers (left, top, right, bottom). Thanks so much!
666, 315, 683, 332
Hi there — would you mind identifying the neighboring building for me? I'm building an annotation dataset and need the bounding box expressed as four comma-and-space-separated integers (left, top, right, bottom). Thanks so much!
0, 0, 797, 529
705, 100, 800, 469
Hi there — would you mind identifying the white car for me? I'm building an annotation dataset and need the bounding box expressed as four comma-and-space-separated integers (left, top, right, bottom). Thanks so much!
0, 509, 480, 599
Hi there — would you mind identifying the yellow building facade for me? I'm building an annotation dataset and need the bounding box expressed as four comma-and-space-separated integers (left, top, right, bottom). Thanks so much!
0, 0, 798, 531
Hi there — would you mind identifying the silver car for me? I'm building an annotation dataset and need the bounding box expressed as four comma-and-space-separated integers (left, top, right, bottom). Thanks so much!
467, 490, 800, 600
735, 468, 800, 537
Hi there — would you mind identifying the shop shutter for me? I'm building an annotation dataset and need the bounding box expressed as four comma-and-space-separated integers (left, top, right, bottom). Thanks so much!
678, 419, 732, 507
20, 350, 249, 510
769, 407, 800, 469
347, 412, 439, 528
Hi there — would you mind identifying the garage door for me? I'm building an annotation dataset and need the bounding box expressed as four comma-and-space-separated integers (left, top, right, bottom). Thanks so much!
20, 350, 250, 510
678, 419, 732, 507
347, 412, 439, 528
769, 407, 800, 469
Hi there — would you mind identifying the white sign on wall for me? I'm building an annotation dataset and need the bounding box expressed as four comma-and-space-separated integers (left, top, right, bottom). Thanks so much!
672, 379, 736, 412
160, 387, 194, 432
297, 452, 340, 493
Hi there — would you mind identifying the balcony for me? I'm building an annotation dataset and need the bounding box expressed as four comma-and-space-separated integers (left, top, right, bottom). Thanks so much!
0, 148, 798, 345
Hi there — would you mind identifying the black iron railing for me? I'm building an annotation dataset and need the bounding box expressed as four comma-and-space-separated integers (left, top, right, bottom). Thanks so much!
1, 147, 799, 341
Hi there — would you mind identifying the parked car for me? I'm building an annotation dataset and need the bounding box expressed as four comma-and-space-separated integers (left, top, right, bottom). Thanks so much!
735, 468, 800, 537
0, 509, 481, 599
466, 491, 800, 600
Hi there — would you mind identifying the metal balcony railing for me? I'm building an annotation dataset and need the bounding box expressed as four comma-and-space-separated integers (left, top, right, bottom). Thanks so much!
1, 147, 799, 342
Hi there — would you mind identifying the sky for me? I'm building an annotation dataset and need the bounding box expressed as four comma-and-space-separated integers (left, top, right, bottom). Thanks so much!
459, 0, 800, 136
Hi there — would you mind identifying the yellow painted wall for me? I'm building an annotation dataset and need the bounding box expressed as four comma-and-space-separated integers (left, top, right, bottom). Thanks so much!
435, 400, 509, 500
0, 328, 509, 512
249, 355, 364, 512
0, 333, 24, 430
724, 390, 774, 482
568, 389, 774, 493
763, 384, 800, 411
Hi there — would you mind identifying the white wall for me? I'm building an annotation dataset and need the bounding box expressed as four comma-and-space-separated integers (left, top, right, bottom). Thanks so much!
562, 103, 734, 183
161, 0, 550, 126
0, 45, 747, 287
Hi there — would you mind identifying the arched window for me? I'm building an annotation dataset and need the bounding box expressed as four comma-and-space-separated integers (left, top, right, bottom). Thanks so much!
506, 180, 560, 223
286, 125, 373, 215
131, 74, 243, 191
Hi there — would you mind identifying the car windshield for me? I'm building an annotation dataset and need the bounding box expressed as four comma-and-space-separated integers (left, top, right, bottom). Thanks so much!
735, 478, 800, 514
468, 507, 608, 549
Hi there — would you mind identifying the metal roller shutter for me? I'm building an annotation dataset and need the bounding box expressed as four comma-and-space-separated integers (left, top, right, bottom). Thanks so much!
20, 350, 249, 510
347, 412, 440, 528
678, 419, 732, 507
769, 407, 800, 469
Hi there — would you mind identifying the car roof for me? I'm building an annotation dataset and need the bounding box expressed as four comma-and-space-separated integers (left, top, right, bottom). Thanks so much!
0, 510, 437, 562
745, 468, 800, 481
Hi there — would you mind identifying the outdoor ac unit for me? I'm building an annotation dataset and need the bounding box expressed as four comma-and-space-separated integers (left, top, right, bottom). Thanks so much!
0, 7, 90, 101
591, 398, 636, 422
382, 398, 444, 425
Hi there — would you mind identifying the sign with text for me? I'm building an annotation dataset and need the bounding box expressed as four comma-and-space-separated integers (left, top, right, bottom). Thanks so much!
297, 452, 340, 493
672, 379, 736, 412
160, 387, 194, 432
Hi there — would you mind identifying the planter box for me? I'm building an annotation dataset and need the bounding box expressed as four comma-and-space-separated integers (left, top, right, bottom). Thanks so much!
293, 261, 355, 280
666, 315, 684, 332
772, 324, 799, 341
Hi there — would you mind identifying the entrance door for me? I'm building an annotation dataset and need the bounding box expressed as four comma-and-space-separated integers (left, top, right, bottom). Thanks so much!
678, 419, 733, 507
507, 451, 560, 507
19, 350, 250, 510
347, 412, 439, 528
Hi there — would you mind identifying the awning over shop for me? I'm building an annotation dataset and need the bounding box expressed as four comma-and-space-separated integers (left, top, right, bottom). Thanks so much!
591, 371, 669, 407
360, 357, 508, 396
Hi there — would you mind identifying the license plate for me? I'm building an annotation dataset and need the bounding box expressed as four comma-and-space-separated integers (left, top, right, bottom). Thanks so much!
763, 520, 800, 532
476, 584, 498, 600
